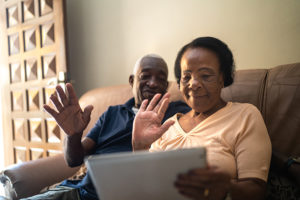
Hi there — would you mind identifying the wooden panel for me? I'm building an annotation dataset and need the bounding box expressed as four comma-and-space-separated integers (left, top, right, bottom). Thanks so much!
28, 118, 42, 142
45, 118, 61, 143
30, 147, 44, 160
0, 0, 67, 166
26, 88, 40, 111
25, 57, 38, 81
12, 118, 27, 141
9, 62, 22, 83
14, 146, 27, 163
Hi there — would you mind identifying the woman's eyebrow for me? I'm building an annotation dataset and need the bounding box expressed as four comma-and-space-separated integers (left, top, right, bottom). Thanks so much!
197, 67, 215, 73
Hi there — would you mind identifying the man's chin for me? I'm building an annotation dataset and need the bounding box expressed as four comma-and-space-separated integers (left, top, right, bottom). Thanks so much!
143, 94, 155, 101
142, 92, 164, 102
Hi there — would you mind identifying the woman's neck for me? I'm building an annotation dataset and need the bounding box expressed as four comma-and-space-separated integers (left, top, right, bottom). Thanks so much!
192, 99, 227, 118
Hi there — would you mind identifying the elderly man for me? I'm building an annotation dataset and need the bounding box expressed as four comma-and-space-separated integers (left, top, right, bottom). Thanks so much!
23, 54, 190, 200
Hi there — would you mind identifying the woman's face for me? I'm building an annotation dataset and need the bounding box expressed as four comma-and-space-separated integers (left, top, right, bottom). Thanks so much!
180, 47, 224, 114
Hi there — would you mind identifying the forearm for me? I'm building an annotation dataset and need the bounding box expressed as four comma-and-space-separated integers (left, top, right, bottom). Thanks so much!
64, 132, 85, 167
229, 178, 266, 200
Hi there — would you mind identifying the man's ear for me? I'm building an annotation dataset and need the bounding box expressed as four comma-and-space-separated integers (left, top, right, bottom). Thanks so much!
129, 75, 134, 87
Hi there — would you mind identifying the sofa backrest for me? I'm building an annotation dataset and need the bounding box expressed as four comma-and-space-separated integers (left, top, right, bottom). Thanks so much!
263, 63, 300, 155
221, 69, 267, 111
222, 63, 300, 156
79, 62, 300, 156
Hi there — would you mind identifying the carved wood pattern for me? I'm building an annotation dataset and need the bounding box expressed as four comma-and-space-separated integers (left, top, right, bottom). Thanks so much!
0, 0, 67, 165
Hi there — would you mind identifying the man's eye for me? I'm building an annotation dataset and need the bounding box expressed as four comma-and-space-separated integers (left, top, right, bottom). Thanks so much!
140, 74, 150, 80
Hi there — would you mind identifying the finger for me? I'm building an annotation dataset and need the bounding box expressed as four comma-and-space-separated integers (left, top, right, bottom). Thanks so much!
43, 104, 58, 118
139, 99, 148, 112
157, 98, 170, 121
185, 172, 215, 184
175, 176, 206, 188
146, 93, 161, 111
159, 119, 175, 136
56, 85, 69, 106
82, 105, 94, 124
50, 94, 64, 112
188, 167, 229, 182
153, 93, 170, 113
66, 83, 79, 105
188, 165, 217, 175
176, 186, 204, 200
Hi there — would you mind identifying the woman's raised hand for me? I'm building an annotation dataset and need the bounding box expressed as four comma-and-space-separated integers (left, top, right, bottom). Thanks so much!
43, 83, 93, 136
132, 93, 175, 151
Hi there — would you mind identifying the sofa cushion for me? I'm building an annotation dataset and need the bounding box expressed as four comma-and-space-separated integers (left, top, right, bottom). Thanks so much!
264, 63, 300, 155
221, 69, 268, 112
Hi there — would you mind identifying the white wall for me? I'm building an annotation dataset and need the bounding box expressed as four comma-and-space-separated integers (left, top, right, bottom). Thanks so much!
66, 0, 300, 97
0, 95, 3, 169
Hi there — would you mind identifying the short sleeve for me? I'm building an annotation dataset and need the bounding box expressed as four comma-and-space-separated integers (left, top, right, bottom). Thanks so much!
86, 107, 110, 143
235, 105, 272, 182
149, 137, 163, 152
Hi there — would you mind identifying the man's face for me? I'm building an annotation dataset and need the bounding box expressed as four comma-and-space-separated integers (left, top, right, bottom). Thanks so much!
130, 57, 168, 107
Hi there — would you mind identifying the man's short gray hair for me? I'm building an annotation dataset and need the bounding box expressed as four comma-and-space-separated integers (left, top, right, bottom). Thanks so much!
133, 54, 164, 75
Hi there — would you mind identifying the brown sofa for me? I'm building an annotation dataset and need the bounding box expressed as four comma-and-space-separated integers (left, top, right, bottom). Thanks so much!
1, 62, 300, 199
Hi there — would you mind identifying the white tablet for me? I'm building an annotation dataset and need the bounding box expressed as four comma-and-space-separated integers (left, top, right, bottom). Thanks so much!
85, 147, 206, 200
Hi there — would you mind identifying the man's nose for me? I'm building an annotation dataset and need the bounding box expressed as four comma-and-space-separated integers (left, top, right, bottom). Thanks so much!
147, 77, 158, 87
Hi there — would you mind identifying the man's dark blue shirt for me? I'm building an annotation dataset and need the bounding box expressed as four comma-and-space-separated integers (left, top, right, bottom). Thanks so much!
60, 98, 191, 200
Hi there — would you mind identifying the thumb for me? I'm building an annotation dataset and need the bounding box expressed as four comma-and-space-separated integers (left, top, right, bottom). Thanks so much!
158, 119, 175, 136
82, 105, 94, 123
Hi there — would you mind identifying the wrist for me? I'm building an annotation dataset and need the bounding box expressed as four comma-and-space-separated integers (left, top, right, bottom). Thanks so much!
66, 132, 83, 144
132, 140, 150, 151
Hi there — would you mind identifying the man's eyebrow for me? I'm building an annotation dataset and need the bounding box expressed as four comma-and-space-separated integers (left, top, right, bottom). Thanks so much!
141, 68, 167, 75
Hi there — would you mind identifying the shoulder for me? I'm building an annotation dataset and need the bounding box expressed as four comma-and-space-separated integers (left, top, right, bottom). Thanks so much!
229, 102, 262, 116
98, 102, 131, 120
106, 98, 134, 112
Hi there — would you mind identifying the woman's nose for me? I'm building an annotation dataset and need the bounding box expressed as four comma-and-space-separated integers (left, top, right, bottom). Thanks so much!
190, 78, 202, 90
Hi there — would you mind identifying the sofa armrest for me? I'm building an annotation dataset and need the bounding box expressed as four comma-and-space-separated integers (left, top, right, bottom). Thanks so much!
1, 154, 80, 199
0, 173, 14, 199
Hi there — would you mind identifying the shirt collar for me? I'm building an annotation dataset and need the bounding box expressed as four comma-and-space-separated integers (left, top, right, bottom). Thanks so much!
123, 98, 135, 109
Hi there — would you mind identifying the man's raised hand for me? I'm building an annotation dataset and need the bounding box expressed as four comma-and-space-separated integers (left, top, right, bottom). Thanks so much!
43, 83, 93, 136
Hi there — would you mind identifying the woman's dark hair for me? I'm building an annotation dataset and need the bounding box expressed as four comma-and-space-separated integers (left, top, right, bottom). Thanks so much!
174, 37, 235, 87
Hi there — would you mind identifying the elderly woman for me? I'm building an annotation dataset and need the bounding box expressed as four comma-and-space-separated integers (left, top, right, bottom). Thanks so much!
132, 37, 271, 200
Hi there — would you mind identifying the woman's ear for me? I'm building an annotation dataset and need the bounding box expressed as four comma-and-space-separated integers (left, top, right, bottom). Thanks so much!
177, 79, 181, 89
129, 75, 134, 87
220, 73, 225, 88
166, 81, 169, 91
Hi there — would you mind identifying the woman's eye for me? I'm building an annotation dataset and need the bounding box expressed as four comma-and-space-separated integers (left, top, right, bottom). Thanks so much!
202, 75, 210, 79
181, 76, 191, 82
201, 74, 216, 82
